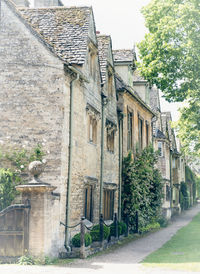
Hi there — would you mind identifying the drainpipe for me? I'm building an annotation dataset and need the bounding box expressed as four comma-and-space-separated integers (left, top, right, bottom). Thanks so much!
99, 89, 107, 217
65, 73, 79, 251
118, 112, 123, 221
169, 149, 173, 211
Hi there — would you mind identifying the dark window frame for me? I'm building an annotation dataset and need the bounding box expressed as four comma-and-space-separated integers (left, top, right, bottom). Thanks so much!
127, 109, 133, 151
138, 115, 143, 151
146, 121, 149, 146
103, 189, 114, 220
84, 185, 93, 221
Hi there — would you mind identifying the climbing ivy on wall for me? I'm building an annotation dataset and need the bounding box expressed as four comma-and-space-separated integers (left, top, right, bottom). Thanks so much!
185, 165, 198, 205
122, 146, 163, 232
0, 145, 45, 211
0, 169, 17, 211
180, 181, 189, 211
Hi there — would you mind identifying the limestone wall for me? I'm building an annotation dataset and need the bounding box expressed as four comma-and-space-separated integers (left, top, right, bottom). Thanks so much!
0, 1, 70, 255
0, 1, 67, 187
120, 92, 153, 156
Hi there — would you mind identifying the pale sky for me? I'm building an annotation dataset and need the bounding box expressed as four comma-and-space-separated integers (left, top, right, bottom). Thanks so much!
62, 0, 151, 49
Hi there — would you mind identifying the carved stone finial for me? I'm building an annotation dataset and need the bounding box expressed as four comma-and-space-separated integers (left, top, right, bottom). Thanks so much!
29, 161, 44, 178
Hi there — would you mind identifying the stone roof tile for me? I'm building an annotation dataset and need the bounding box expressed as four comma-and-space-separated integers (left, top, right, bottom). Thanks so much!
155, 129, 166, 139
113, 49, 135, 62
97, 35, 111, 84
19, 6, 92, 64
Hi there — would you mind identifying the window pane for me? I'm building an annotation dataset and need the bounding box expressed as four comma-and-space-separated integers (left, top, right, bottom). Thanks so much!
127, 111, 133, 150
158, 142, 163, 156
103, 190, 114, 220
84, 186, 93, 221
138, 117, 143, 151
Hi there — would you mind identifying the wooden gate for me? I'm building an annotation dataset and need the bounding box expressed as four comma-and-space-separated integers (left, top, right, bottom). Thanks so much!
0, 200, 30, 257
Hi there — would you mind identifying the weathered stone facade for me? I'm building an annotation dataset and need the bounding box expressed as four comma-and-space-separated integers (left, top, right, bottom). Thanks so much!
113, 51, 154, 156
0, 0, 120, 257
0, 0, 68, 255
97, 35, 119, 218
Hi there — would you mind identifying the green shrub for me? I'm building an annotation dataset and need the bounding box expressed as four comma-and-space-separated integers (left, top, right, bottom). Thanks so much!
139, 222, 160, 234
122, 146, 163, 232
0, 169, 16, 211
110, 221, 127, 236
72, 232, 92, 247
90, 224, 110, 242
17, 255, 56, 265
110, 222, 122, 237
17, 255, 35, 265
158, 216, 168, 228
119, 221, 127, 235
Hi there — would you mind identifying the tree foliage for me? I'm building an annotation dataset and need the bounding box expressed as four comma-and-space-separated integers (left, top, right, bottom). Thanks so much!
138, 0, 200, 157
0, 169, 17, 211
0, 145, 45, 211
122, 146, 163, 231
180, 181, 189, 210
175, 101, 200, 157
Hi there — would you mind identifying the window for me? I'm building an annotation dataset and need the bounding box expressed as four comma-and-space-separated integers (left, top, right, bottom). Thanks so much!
107, 129, 115, 152
103, 189, 114, 220
84, 186, 93, 221
108, 72, 113, 96
127, 110, 133, 150
172, 158, 176, 168
138, 116, 143, 151
158, 142, 163, 157
178, 158, 180, 169
166, 185, 171, 201
88, 116, 97, 144
146, 122, 149, 146
89, 48, 96, 79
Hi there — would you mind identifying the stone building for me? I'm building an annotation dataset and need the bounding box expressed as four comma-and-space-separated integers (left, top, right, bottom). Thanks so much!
149, 88, 172, 219
113, 50, 154, 156
0, 0, 120, 257
97, 35, 119, 220
161, 112, 182, 215
0, 0, 187, 259
149, 85, 183, 218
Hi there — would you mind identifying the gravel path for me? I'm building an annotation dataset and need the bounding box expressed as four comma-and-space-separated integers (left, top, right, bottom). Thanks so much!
1, 204, 200, 274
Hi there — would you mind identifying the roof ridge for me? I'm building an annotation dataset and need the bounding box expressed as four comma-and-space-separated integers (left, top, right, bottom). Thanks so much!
18, 5, 92, 10
97, 34, 111, 38
113, 49, 133, 51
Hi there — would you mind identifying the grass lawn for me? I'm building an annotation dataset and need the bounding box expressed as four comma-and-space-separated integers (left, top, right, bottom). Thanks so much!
142, 212, 200, 272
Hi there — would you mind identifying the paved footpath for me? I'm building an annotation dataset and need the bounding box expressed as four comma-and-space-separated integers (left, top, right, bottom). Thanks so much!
1, 204, 200, 274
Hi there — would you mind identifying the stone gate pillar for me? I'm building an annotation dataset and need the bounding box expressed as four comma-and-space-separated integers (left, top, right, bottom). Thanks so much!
16, 161, 57, 257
